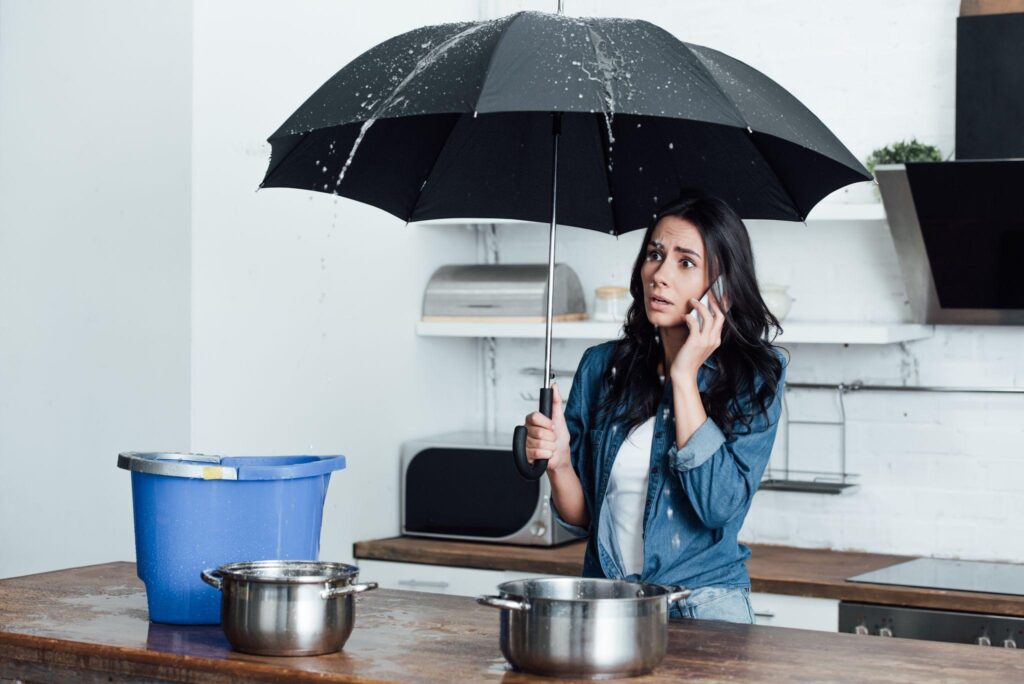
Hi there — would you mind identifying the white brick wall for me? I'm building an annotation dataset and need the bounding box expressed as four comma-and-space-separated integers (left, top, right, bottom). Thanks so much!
482, 0, 1024, 562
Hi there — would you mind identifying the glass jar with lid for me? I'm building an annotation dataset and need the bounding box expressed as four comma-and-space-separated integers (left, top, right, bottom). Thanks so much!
592, 286, 630, 321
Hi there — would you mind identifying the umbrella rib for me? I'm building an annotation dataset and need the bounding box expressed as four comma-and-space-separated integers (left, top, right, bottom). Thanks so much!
404, 114, 466, 222
261, 132, 313, 189
472, 12, 526, 116
742, 130, 809, 220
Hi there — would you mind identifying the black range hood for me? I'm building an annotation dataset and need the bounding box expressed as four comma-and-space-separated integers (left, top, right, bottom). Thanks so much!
876, 160, 1024, 325
874, 9, 1024, 326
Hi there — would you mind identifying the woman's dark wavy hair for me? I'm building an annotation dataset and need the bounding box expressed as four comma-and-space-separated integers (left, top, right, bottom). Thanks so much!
594, 189, 786, 440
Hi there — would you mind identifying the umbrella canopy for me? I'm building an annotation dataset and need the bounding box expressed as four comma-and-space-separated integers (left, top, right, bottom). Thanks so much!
262, 10, 871, 480
261, 11, 870, 230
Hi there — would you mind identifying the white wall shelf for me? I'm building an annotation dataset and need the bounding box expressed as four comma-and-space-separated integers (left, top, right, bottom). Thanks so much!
416, 320, 933, 345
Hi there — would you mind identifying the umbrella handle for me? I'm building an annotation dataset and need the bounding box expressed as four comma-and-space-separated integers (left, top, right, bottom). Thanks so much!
513, 387, 553, 480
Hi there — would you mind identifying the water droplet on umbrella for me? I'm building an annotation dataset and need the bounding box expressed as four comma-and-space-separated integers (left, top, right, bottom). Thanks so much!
667, 507, 674, 520
668, 142, 674, 150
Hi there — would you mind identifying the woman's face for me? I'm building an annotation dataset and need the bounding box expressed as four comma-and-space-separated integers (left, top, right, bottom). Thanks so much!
640, 215, 710, 329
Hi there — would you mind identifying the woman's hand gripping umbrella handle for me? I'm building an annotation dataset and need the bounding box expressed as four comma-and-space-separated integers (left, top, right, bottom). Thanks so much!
513, 387, 552, 480
514, 111, 562, 482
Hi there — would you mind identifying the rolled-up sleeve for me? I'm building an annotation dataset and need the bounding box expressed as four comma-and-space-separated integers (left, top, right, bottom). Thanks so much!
667, 361, 786, 530
552, 503, 590, 537
551, 347, 595, 538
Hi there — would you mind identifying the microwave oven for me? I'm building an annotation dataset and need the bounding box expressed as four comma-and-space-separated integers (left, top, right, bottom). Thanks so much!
400, 431, 580, 546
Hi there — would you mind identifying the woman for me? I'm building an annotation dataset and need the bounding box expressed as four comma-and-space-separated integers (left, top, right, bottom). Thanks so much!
524, 189, 787, 623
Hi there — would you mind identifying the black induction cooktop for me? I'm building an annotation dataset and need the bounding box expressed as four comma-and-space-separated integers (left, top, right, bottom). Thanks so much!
847, 558, 1024, 596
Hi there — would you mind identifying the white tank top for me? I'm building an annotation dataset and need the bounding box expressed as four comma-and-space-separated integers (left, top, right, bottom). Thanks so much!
606, 416, 655, 577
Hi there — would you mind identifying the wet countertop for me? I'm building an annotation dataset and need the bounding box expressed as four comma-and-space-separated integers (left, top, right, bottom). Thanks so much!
2, 562, 1023, 683
354, 537, 1024, 617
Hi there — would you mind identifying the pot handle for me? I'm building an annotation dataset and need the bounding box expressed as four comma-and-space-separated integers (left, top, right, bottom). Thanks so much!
665, 586, 692, 604
477, 595, 531, 612
322, 582, 378, 599
200, 568, 223, 591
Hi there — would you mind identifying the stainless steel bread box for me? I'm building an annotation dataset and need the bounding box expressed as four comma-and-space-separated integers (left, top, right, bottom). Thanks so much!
422, 264, 586, 321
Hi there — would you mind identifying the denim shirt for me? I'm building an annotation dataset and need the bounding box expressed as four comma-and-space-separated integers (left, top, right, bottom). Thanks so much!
552, 340, 787, 590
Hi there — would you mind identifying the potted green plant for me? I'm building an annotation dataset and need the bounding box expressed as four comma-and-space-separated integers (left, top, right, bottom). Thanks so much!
865, 139, 943, 198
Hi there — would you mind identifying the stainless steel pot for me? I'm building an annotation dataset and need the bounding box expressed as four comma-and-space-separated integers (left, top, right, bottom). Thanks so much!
477, 577, 690, 678
200, 560, 377, 656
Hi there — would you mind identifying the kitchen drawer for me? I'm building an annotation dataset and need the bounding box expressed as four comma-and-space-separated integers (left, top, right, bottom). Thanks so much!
749, 591, 839, 632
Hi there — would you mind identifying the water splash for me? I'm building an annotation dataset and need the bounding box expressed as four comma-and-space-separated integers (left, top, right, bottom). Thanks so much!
567, 18, 629, 174
334, 20, 494, 189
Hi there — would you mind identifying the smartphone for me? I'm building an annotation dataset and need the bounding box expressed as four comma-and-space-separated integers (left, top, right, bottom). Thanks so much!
688, 276, 726, 331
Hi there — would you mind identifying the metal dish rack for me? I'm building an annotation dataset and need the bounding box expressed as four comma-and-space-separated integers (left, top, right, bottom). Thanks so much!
761, 381, 1024, 494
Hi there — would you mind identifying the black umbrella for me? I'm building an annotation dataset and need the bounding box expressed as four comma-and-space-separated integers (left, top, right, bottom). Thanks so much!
261, 10, 870, 480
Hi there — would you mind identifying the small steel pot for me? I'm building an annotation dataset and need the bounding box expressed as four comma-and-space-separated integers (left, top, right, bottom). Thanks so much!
477, 577, 690, 679
200, 560, 377, 656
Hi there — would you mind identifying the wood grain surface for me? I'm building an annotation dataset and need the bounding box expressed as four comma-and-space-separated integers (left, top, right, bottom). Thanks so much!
1, 562, 1022, 683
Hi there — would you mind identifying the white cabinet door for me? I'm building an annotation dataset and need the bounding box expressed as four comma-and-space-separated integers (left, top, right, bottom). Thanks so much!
356, 559, 506, 597
355, 560, 573, 597
748, 591, 839, 632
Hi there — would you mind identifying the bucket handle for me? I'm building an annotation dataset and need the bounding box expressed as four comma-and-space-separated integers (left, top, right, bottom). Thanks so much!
322, 582, 378, 599
477, 595, 531, 612
200, 568, 223, 591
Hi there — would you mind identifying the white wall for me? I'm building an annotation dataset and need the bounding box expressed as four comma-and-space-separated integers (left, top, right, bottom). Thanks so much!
484, 0, 1024, 562
189, 0, 484, 566
0, 0, 192, 577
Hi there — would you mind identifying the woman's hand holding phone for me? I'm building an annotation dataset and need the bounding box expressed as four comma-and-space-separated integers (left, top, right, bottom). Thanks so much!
671, 279, 727, 381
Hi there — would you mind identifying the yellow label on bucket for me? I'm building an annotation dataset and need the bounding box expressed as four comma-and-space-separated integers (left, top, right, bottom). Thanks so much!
202, 466, 224, 480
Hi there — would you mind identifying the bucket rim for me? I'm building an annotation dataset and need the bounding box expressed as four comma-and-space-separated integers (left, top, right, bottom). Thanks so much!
117, 452, 346, 480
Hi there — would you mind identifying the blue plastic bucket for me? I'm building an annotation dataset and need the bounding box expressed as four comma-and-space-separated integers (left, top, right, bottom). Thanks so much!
118, 451, 346, 624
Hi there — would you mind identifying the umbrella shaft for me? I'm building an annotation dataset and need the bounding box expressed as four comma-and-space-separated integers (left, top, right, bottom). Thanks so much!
543, 113, 561, 391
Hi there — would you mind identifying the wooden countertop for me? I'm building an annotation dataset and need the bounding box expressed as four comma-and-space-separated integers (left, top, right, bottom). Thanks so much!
2, 562, 1022, 683
353, 537, 1024, 617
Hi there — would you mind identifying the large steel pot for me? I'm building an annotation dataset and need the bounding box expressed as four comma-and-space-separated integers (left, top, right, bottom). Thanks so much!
477, 577, 690, 678
200, 560, 376, 656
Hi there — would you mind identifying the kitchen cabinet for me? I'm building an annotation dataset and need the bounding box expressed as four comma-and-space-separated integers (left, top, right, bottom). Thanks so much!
355, 559, 560, 597
749, 591, 839, 632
